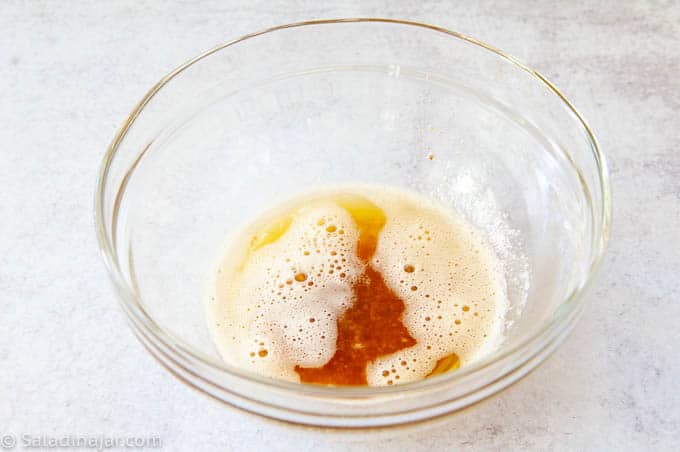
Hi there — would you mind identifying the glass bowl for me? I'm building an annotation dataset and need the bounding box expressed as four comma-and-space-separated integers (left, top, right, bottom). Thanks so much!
95, 19, 611, 428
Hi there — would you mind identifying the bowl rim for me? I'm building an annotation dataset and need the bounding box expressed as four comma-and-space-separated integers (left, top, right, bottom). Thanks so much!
95, 18, 611, 401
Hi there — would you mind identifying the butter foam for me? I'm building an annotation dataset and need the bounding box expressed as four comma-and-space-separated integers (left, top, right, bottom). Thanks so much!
208, 186, 508, 386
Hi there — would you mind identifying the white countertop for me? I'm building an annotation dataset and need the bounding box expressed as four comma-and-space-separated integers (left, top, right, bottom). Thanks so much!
1, 1, 678, 450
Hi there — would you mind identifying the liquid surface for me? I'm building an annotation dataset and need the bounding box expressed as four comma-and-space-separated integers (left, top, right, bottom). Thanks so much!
208, 186, 507, 386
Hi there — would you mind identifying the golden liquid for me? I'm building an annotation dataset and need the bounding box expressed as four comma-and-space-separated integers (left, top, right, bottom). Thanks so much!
240, 214, 293, 270
244, 193, 459, 386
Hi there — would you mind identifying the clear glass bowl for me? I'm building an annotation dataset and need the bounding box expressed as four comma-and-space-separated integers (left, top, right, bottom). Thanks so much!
95, 19, 611, 427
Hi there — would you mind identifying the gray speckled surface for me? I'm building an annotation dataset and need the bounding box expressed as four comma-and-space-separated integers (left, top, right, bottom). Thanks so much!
1, 1, 678, 450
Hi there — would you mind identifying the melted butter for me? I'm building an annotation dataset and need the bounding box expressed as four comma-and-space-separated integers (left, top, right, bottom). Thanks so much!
248, 214, 293, 252
334, 194, 386, 261
427, 353, 461, 377
239, 193, 462, 385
